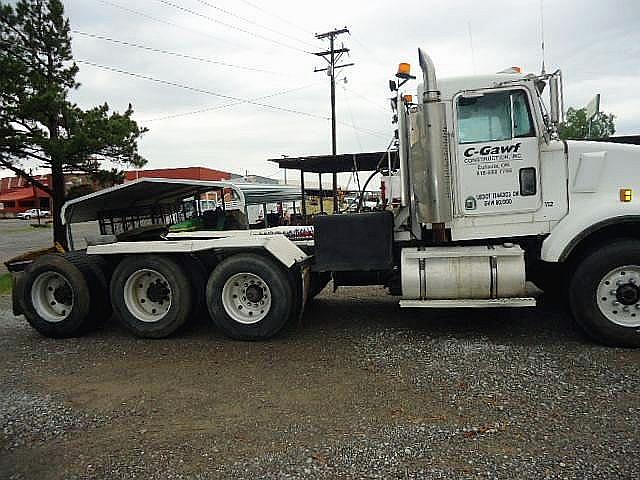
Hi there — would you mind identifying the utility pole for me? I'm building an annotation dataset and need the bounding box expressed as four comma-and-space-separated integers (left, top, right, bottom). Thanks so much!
314, 27, 353, 214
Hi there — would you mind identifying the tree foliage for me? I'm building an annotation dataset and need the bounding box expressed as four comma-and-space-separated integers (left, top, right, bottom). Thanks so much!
0, 0, 147, 246
558, 107, 616, 140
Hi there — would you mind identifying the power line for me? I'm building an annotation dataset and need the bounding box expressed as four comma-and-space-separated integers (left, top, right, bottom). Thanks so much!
193, 0, 315, 49
95, 0, 239, 48
1, 36, 388, 139
76, 59, 326, 120
154, 0, 311, 55
72, 30, 279, 75
349, 34, 382, 65
2, 33, 389, 141
236, 0, 314, 37
341, 84, 390, 114
78, 59, 389, 138
342, 84, 363, 152
142, 83, 318, 122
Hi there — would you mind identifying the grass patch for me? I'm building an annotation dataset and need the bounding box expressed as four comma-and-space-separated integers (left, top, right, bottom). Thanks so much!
0, 273, 12, 295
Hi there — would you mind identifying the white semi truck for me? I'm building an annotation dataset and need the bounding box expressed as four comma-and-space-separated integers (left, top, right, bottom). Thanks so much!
9, 50, 640, 346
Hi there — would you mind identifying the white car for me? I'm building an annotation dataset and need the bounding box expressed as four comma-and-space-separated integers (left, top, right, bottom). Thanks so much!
16, 208, 50, 220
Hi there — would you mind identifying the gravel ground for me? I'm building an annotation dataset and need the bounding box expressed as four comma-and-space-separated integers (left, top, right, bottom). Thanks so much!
1, 285, 639, 480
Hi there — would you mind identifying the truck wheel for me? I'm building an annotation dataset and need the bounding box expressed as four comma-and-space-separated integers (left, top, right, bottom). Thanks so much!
206, 253, 293, 340
569, 239, 640, 347
20, 253, 105, 337
110, 255, 193, 338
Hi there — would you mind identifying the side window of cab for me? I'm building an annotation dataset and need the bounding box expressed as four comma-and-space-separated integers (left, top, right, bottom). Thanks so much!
457, 89, 535, 144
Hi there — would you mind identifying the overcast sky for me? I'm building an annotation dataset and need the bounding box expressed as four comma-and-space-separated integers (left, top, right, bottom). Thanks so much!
4, 0, 640, 184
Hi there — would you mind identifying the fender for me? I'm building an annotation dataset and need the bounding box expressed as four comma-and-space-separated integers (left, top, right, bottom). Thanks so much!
86, 234, 308, 268
542, 211, 640, 262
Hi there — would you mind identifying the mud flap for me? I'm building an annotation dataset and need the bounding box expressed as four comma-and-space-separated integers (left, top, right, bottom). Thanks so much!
288, 262, 310, 327
11, 272, 25, 317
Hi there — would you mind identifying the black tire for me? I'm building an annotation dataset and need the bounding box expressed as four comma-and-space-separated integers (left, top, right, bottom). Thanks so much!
206, 253, 293, 340
308, 271, 331, 299
181, 254, 210, 322
110, 255, 193, 338
569, 239, 640, 347
20, 252, 106, 338
67, 251, 112, 324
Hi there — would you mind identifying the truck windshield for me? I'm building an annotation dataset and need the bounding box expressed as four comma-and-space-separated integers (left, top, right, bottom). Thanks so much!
457, 90, 534, 144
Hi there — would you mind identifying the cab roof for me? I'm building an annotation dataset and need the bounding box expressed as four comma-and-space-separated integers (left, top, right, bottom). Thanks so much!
433, 73, 530, 100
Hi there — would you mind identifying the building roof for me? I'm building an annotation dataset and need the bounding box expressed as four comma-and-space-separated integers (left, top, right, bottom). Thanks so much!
0, 175, 49, 194
125, 166, 231, 182
0, 187, 37, 202
268, 151, 399, 174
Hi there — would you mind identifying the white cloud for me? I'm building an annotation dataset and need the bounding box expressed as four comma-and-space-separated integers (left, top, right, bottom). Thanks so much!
4, 0, 639, 183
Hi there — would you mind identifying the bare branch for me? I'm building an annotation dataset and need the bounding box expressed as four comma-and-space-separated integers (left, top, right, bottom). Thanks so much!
0, 158, 52, 195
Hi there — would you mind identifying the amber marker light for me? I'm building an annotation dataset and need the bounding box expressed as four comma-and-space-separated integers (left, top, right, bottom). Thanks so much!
620, 188, 633, 202
397, 63, 411, 76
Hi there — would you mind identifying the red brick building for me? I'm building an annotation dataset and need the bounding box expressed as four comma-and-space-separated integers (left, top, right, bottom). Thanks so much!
0, 175, 51, 218
0, 167, 233, 218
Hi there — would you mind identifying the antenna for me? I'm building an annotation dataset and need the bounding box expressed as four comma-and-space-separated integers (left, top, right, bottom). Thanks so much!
467, 21, 476, 74
539, 0, 546, 74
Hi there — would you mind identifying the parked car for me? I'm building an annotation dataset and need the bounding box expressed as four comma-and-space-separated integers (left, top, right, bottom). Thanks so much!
16, 209, 50, 220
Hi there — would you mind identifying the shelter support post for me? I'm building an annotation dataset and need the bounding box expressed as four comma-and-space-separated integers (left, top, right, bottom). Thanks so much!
318, 173, 324, 214
300, 170, 307, 217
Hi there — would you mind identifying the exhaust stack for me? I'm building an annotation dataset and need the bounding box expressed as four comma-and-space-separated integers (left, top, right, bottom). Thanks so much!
409, 49, 452, 230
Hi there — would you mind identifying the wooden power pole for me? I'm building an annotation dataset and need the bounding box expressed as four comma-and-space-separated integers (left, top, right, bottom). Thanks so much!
314, 27, 353, 213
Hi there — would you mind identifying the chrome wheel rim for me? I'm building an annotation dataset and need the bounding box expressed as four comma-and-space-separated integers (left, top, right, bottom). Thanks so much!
123, 269, 172, 323
596, 265, 640, 327
221, 272, 271, 325
31, 272, 74, 323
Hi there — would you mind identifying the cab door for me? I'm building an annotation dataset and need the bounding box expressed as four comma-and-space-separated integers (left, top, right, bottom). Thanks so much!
454, 88, 541, 216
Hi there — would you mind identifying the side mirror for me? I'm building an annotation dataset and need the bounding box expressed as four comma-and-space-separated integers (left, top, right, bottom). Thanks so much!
549, 74, 561, 124
389, 80, 397, 92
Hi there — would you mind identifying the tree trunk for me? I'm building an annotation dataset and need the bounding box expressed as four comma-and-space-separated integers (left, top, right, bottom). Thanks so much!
51, 160, 68, 250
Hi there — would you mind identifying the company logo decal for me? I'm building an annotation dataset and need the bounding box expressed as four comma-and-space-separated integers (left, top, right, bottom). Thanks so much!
464, 142, 522, 158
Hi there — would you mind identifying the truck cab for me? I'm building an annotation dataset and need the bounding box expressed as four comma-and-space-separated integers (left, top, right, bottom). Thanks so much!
378, 49, 640, 345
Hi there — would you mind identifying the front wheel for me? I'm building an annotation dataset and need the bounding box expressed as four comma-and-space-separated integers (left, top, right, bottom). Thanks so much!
206, 254, 293, 340
569, 239, 640, 347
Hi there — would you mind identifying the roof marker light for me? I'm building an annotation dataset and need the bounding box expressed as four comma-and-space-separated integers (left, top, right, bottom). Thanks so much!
397, 63, 411, 76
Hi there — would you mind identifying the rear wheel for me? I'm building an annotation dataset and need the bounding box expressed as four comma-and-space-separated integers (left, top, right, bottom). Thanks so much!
206, 254, 293, 340
20, 252, 107, 337
569, 239, 640, 347
110, 255, 192, 338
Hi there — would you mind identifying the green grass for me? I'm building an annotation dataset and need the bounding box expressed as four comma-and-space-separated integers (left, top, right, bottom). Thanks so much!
0, 273, 12, 295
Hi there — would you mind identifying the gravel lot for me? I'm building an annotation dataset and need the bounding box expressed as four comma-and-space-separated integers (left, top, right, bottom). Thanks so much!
1, 282, 639, 479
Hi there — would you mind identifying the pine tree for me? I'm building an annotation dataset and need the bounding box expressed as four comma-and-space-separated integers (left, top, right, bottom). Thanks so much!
0, 0, 147, 248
